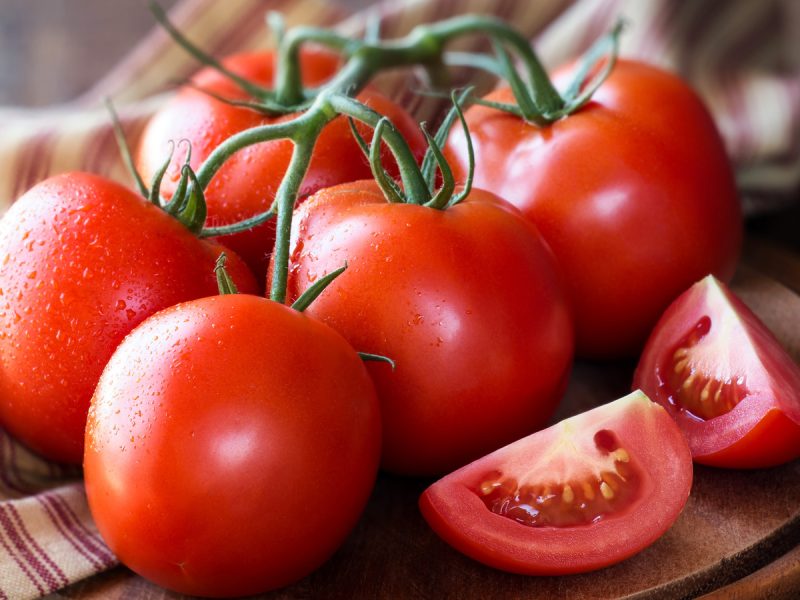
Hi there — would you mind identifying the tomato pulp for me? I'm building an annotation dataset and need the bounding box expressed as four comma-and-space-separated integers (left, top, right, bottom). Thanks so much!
420, 391, 693, 575
634, 275, 800, 468
281, 180, 574, 476
85, 294, 381, 597
446, 59, 742, 358
137, 49, 426, 282
0, 173, 256, 463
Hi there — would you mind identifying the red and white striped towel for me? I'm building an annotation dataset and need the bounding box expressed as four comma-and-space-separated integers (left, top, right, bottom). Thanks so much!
0, 0, 798, 597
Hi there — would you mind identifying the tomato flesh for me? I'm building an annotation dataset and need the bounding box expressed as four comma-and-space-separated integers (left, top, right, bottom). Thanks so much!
420, 391, 692, 575
634, 275, 800, 468
478, 428, 641, 528
666, 315, 750, 420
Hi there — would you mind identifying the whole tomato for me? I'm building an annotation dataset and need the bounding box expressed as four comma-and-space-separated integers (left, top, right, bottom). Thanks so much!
0, 173, 257, 464
446, 59, 742, 358
280, 180, 574, 476
85, 294, 381, 597
137, 49, 426, 282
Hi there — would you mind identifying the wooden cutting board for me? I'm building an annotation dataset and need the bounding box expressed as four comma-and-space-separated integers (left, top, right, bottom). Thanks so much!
55, 237, 800, 599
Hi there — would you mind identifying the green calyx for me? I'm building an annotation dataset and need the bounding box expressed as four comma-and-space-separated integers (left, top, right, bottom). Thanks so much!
214, 253, 239, 295
291, 263, 347, 312
106, 99, 208, 234
345, 89, 475, 210
454, 19, 625, 124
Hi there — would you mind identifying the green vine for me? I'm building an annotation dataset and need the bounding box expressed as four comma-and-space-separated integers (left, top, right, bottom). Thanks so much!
149, 3, 622, 305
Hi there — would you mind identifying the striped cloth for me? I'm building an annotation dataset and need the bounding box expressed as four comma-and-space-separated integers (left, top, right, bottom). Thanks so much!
0, 0, 797, 597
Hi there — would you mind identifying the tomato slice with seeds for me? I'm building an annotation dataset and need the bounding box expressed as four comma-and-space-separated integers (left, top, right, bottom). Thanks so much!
419, 391, 692, 575
634, 275, 800, 468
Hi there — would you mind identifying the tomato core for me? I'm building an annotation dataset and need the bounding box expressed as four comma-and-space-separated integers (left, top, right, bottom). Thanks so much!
476, 429, 640, 528
665, 315, 749, 420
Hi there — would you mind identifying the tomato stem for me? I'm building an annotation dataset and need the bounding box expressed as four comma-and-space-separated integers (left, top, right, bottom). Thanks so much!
558, 19, 625, 115
364, 118, 407, 204
274, 26, 356, 106
446, 90, 475, 207
178, 169, 208, 234
148, 141, 174, 206
199, 208, 277, 238
266, 11, 286, 47
194, 119, 302, 194
272, 14, 563, 115
291, 263, 347, 312
423, 15, 563, 115
148, 1, 272, 103
105, 98, 149, 198
152, 7, 614, 303
421, 124, 455, 210
328, 93, 430, 201
269, 135, 320, 304
181, 80, 290, 114
165, 144, 192, 216
357, 352, 396, 370
214, 253, 239, 295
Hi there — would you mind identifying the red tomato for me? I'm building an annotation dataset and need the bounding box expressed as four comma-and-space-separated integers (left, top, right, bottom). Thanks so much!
85, 294, 381, 597
0, 173, 257, 464
446, 59, 742, 358
280, 180, 574, 476
419, 391, 692, 575
633, 275, 800, 468
137, 49, 426, 282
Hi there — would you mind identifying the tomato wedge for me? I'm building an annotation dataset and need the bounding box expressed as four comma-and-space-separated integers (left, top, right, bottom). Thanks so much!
419, 391, 692, 575
633, 275, 800, 468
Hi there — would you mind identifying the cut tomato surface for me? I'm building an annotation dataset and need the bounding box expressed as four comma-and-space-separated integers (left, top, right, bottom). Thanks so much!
634, 275, 800, 468
419, 391, 692, 575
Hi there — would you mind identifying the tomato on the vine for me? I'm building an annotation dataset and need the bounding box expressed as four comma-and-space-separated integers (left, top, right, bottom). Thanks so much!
280, 179, 574, 476
446, 59, 742, 358
85, 293, 381, 597
420, 391, 693, 575
633, 275, 800, 468
0, 173, 257, 464
137, 49, 426, 282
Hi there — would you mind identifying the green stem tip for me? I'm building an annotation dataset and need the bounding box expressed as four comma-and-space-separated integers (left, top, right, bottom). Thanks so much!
215, 253, 239, 295
291, 262, 347, 312
358, 352, 396, 370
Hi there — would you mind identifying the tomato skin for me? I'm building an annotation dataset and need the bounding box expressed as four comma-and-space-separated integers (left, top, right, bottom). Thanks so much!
419, 391, 693, 575
85, 294, 381, 597
633, 275, 800, 468
137, 49, 426, 282
446, 59, 742, 358
0, 173, 257, 464
280, 180, 574, 476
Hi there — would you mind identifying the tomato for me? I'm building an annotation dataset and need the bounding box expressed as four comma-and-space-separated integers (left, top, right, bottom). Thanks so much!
633, 275, 800, 468
137, 49, 426, 282
85, 294, 381, 596
446, 59, 742, 358
419, 390, 692, 575
0, 173, 257, 464
280, 180, 574, 476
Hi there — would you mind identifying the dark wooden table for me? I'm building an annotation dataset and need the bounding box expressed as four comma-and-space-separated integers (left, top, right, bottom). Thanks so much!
2, 1, 799, 598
